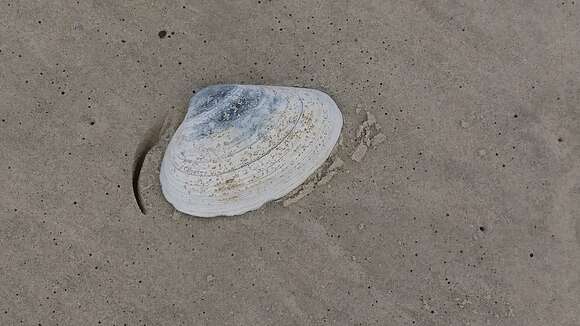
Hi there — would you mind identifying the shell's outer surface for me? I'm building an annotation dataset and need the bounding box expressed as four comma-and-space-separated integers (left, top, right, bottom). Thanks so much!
160, 84, 343, 217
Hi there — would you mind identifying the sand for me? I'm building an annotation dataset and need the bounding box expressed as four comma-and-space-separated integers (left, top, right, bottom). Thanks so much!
1, 1, 579, 325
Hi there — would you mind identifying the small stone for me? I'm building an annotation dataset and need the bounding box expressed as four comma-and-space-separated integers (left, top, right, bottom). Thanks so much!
478, 149, 487, 157
351, 142, 368, 162
365, 112, 377, 127
358, 223, 365, 230
460, 120, 470, 128
371, 133, 386, 147
206, 274, 215, 282
328, 157, 344, 171
357, 112, 379, 145
318, 157, 344, 185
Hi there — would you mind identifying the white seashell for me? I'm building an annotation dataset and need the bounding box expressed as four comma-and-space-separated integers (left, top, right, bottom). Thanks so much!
159, 84, 343, 217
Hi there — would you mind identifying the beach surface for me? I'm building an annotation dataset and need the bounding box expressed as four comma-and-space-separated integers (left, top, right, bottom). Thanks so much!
1, 1, 579, 325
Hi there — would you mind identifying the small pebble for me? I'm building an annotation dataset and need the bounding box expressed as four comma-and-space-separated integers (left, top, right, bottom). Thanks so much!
371, 133, 386, 147
351, 142, 368, 162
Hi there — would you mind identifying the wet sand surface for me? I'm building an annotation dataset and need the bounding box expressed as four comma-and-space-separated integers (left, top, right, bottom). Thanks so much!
1, 1, 579, 325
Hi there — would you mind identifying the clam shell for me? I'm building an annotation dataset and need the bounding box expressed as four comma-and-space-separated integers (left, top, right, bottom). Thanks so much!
160, 84, 343, 217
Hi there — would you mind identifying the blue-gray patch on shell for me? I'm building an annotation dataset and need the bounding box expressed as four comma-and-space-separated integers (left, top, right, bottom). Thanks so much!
183, 85, 286, 143
186, 85, 236, 118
